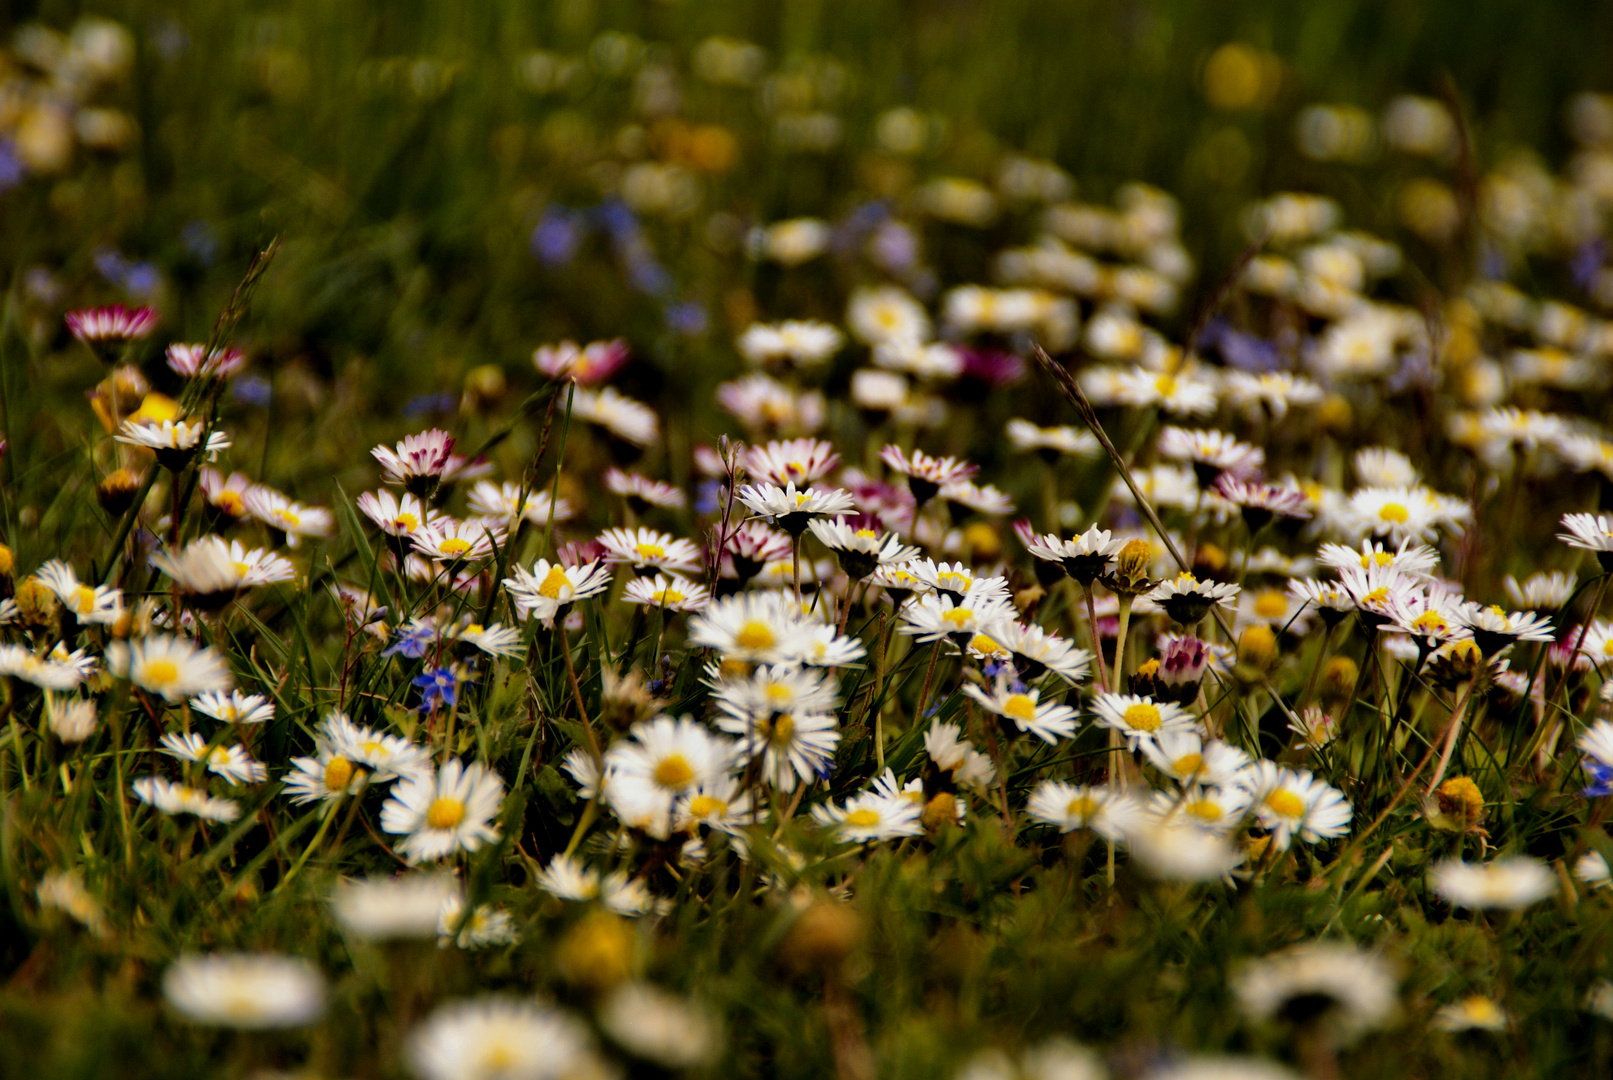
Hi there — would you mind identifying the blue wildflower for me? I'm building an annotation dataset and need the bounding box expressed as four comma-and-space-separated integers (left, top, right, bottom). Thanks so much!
1584, 763, 1613, 799
413, 666, 459, 712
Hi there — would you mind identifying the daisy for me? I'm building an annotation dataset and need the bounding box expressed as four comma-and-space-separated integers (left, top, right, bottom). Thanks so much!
411, 517, 506, 565
1353, 446, 1420, 487
1145, 573, 1240, 626
357, 489, 441, 541
721, 521, 794, 584
938, 480, 1015, 517
687, 592, 811, 664
330, 875, 460, 940
674, 773, 758, 834
572, 386, 660, 446
372, 428, 456, 495
716, 373, 826, 434
45, 696, 98, 742
243, 487, 334, 548
0, 644, 89, 691
166, 342, 247, 379
1240, 761, 1352, 850
1336, 560, 1423, 628
737, 319, 844, 368
604, 716, 735, 803
1433, 996, 1509, 1033
283, 740, 370, 806
898, 589, 1016, 646
66, 304, 158, 345
1348, 485, 1468, 544
1014, 521, 1125, 586
1025, 781, 1142, 841
1233, 943, 1398, 1044
163, 954, 326, 1029
964, 676, 1079, 744
1456, 603, 1555, 657
1141, 731, 1251, 788
455, 622, 525, 657
1316, 537, 1441, 580
811, 789, 924, 842
598, 982, 721, 1069
115, 418, 230, 471
734, 481, 856, 537
603, 467, 686, 511
151, 536, 296, 604
36, 870, 108, 936
107, 634, 231, 700
879, 445, 977, 507
323, 711, 430, 783
1128, 822, 1245, 882
159, 732, 267, 784
746, 438, 841, 487
1214, 476, 1314, 533
1431, 856, 1555, 910
1575, 851, 1611, 889
624, 575, 710, 612
1113, 364, 1218, 416
533, 337, 630, 383
924, 720, 997, 789
1578, 720, 1613, 769
1221, 370, 1323, 420
466, 481, 573, 529
1153, 785, 1254, 834
597, 526, 703, 575
1505, 571, 1576, 613
1005, 418, 1100, 462
1385, 585, 1471, 656
1089, 693, 1198, 749
906, 560, 1007, 603
504, 559, 612, 627
990, 621, 1093, 683
847, 284, 931, 346
199, 469, 255, 520
131, 776, 240, 822
1157, 426, 1264, 486
380, 758, 505, 863
1236, 587, 1316, 636
872, 340, 965, 380
407, 997, 596, 1080
807, 517, 920, 580
437, 895, 519, 949
1559, 511, 1613, 572
33, 560, 122, 625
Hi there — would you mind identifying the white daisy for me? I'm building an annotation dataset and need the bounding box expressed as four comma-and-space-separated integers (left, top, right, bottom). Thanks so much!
107, 635, 232, 700
1431, 856, 1556, 910
1025, 782, 1142, 841
163, 953, 326, 1029
380, 758, 505, 864
132, 776, 240, 822
1089, 693, 1198, 749
963, 676, 1079, 744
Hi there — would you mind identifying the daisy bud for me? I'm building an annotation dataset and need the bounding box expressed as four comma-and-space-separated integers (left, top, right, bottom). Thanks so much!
0, 543, 13, 598
557, 911, 636, 990
1159, 637, 1210, 704
1434, 777, 1486, 832
1319, 656, 1358, 711
97, 467, 144, 515
1193, 542, 1229, 578
962, 521, 1001, 562
1317, 392, 1353, 434
779, 899, 860, 976
462, 364, 507, 412
1130, 658, 1162, 698
15, 578, 59, 631
921, 792, 959, 832
1109, 538, 1155, 595
1236, 624, 1278, 679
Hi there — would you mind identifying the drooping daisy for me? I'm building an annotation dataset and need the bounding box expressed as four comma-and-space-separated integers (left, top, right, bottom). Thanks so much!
372, 428, 456, 495
107, 634, 232, 700
807, 516, 920, 580
162, 953, 326, 1029
1456, 602, 1555, 657
503, 559, 612, 627
879, 445, 978, 507
159, 732, 268, 784
1089, 693, 1198, 749
243, 487, 334, 548
811, 789, 924, 842
1024, 781, 1142, 841
963, 676, 1079, 744
1430, 856, 1556, 910
380, 758, 505, 864
1240, 761, 1352, 851
597, 526, 703, 575
131, 776, 240, 822
1232, 943, 1398, 1044
115, 418, 231, 471
45, 696, 98, 742
199, 468, 256, 520
623, 575, 710, 613
66, 304, 158, 346
33, 560, 122, 625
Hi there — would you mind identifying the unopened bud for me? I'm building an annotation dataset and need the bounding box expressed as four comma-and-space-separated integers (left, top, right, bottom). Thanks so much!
779, 900, 860, 975
15, 578, 59, 631
921, 792, 958, 831
1110, 538, 1155, 594
557, 910, 636, 989
1435, 777, 1485, 829
1236, 624, 1277, 678
97, 468, 143, 515
1319, 656, 1358, 709
962, 522, 1001, 563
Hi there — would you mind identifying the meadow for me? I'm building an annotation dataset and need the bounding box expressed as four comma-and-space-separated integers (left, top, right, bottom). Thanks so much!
4, 1, 1613, 1078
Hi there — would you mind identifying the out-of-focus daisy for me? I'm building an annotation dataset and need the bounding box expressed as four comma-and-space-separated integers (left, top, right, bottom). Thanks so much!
688, 592, 811, 664
1128, 821, 1245, 882
1348, 485, 1469, 544
812, 789, 924, 842
737, 319, 844, 368
572, 386, 660, 446
159, 732, 267, 785
964, 676, 1079, 744
1090, 693, 1197, 749
879, 445, 977, 507
504, 558, 612, 627
1574, 851, 1610, 889
66, 304, 158, 346
1431, 856, 1555, 909
603, 467, 686, 511
746, 438, 841, 487
624, 575, 710, 612
115, 418, 230, 470
1232, 942, 1398, 1044
716, 373, 826, 435
166, 342, 247, 379
45, 695, 98, 742
243, 487, 334, 548
407, 997, 595, 1080
163, 953, 325, 1029
467, 481, 573, 529
132, 776, 240, 821
1025, 781, 1141, 840
1504, 571, 1576, 614
1112, 364, 1217, 416
1214, 476, 1314, 533
1157, 426, 1264, 486
36, 870, 109, 936
437, 895, 519, 949
1221, 370, 1323, 420
598, 526, 703, 575
598, 981, 722, 1069
331, 874, 459, 940
150, 536, 296, 606
1240, 761, 1352, 850
33, 560, 122, 625
380, 758, 505, 864
533, 337, 629, 383
107, 634, 231, 700
1141, 731, 1250, 788
0, 644, 91, 691
847, 284, 931, 346
1154, 785, 1254, 834
189, 690, 275, 726
939, 480, 1015, 518
199, 469, 255, 520
1005, 418, 1100, 462
1433, 995, 1509, 1033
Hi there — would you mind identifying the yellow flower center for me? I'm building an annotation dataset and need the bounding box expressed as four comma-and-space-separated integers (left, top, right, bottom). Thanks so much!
764, 713, 795, 746
653, 754, 695, 790
1066, 796, 1098, 819
208, 747, 231, 767
1378, 502, 1409, 523
395, 513, 419, 532
481, 1043, 517, 1071
426, 797, 466, 829
1002, 694, 1038, 722
843, 808, 882, 828
942, 609, 973, 627
438, 538, 473, 556
735, 621, 775, 650
272, 509, 302, 529
70, 585, 97, 614
537, 565, 570, 599
1254, 591, 1288, 619
1412, 612, 1448, 635
1155, 374, 1177, 396
970, 634, 1008, 656
1172, 753, 1204, 776
216, 491, 245, 516
938, 572, 970, 591
142, 659, 180, 688
1264, 788, 1305, 818
1186, 798, 1222, 821
763, 682, 793, 704
1122, 702, 1162, 732
634, 542, 666, 561
687, 795, 727, 819
854, 528, 878, 540
324, 757, 355, 791
654, 588, 685, 605
1362, 586, 1390, 605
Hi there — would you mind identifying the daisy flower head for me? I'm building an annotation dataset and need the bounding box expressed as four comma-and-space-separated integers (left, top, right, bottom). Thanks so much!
1141, 731, 1251, 788
1385, 584, 1471, 656
1157, 426, 1264, 486
67, 304, 159, 348
1456, 602, 1555, 657
721, 520, 794, 586
372, 428, 456, 496
132, 776, 240, 822
879, 445, 978, 507
605, 715, 736, 803
812, 789, 924, 843
323, 711, 429, 784
737, 319, 844, 369
1578, 720, 1613, 772
990, 620, 1093, 683
687, 591, 810, 664
505, 557, 611, 627
1089, 693, 1197, 749
1025, 781, 1143, 841
455, 621, 525, 658
598, 981, 722, 1070
734, 481, 856, 537
1128, 821, 1245, 882
624, 574, 710, 612
380, 758, 505, 864
407, 997, 596, 1080
465, 481, 574, 530
1005, 418, 1100, 463
33, 560, 122, 625
284, 739, 372, 806
107, 634, 231, 700
1431, 856, 1555, 910
1213, 475, 1314, 533
717, 373, 826, 435
1336, 559, 1423, 630
159, 732, 267, 785
907, 559, 1008, 603
1232, 942, 1398, 1045
1348, 485, 1469, 544
1559, 511, 1613, 573
572, 385, 660, 447
847, 283, 931, 346
939, 479, 1015, 518
0, 644, 91, 691
603, 467, 686, 511
1017, 521, 1125, 586
1240, 761, 1352, 850
45, 696, 98, 742
533, 337, 630, 384
189, 690, 275, 726
807, 516, 920, 580
1317, 537, 1441, 580
358, 489, 440, 547
1156, 784, 1254, 834
115, 417, 230, 471
165, 342, 247, 380
746, 438, 841, 487
872, 340, 965, 381
597, 526, 703, 575
1504, 570, 1576, 614
330, 874, 460, 941
898, 588, 1016, 647
411, 517, 506, 566
163, 953, 326, 1029
243, 487, 334, 548
199, 468, 255, 520
1221, 369, 1324, 420
1433, 995, 1509, 1033
437, 895, 519, 949
1114, 363, 1218, 417
1145, 572, 1240, 627
963, 675, 1079, 744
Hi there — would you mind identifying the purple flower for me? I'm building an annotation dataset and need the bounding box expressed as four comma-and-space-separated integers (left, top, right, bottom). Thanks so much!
531, 207, 586, 268
958, 347, 1025, 387
413, 666, 459, 712
1585, 763, 1613, 799
384, 623, 435, 660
